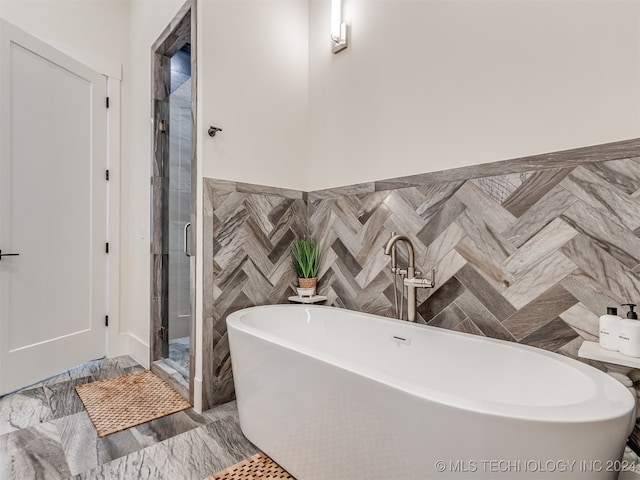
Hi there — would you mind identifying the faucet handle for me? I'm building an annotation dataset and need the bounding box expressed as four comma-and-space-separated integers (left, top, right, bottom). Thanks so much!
404, 277, 434, 288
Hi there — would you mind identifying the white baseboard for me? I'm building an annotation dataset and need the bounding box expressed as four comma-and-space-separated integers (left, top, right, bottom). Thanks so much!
126, 333, 150, 368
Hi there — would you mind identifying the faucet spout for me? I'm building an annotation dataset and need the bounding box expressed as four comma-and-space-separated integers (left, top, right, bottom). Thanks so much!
384, 233, 435, 322
384, 234, 415, 270
384, 234, 419, 322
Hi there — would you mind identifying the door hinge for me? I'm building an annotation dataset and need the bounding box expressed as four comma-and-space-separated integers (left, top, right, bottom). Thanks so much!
158, 120, 167, 133
106, 97, 110, 108
105, 315, 109, 327
105, 242, 109, 254
105, 169, 109, 181
158, 327, 168, 341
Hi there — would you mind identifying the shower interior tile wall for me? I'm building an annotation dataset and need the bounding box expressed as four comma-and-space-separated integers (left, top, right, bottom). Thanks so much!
203, 140, 640, 417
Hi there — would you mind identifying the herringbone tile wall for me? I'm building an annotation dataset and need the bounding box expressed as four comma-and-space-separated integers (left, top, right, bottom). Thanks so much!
203, 179, 307, 408
203, 149, 640, 412
309, 159, 640, 359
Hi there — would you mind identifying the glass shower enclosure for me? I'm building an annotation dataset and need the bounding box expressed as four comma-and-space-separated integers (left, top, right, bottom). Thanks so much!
166, 44, 191, 376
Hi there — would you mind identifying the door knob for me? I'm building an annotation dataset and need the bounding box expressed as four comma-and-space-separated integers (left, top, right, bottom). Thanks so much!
0, 250, 19, 260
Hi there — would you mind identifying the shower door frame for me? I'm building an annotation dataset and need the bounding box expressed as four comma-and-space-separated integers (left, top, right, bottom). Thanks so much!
150, 0, 197, 404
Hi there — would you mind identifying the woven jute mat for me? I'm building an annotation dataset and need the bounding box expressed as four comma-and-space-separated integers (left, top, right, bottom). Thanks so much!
206, 452, 295, 480
75, 369, 191, 437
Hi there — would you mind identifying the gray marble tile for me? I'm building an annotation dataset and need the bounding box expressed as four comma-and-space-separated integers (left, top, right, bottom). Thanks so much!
502, 217, 578, 277
427, 303, 467, 329
0, 386, 53, 435
354, 208, 393, 274
454, 318, 485, 336
355, 271, 398, 317
471, 172, 532, 205
453, 290, 515, 342
198, 416, 258, 466
585, 157, 640, 195
559, 302, 600, 341
415, 196, 466, 247
417, 276, 465, 322
502, 184, 578, 248
236, 182, 304, 200
503, 251, 577, 310
454, 236, 515, 292
414, 181, 465, 220
561, 234, 640, 304
455, 209, 516, 263
54, 412, 143, 476
454, 181, 517, 233
309, 182, 375, 199
561, 166, 640, 231
454, 264, 516, 321
44, 376, 95, 420
143, 427, 225, 480
89, 357, 144, 382
557, 336, 583, 359
561, 270, 624, 319
331, 238, 361, 277
0, 421, 70, 480
182, 407, 218, 427
561, 199, 640, 269
424, 248, 468, 300
382, 190, 426, 233
502, 167, 574, 218
502, 284, 579, 341
419, 222, 466, 276
150, 361, 189, 401
71, 450, 164, 480
168, 337, 190, 374
521, 317, 579, 352
352, 191, 389, 225
393, 186, 430, 214
131, 411, 200, 448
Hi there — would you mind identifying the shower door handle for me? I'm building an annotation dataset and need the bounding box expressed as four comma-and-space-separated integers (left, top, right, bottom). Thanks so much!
183, 223, 191, 257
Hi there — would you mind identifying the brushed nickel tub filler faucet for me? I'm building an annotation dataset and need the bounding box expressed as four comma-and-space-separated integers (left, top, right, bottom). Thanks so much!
384, 233, 435, 322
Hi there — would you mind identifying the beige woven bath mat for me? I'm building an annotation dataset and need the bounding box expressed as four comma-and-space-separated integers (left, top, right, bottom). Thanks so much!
207, 452, 295, 479
75, 369, 190, 437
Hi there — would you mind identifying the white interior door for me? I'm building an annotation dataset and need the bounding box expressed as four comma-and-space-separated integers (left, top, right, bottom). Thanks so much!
0, 20, 107, 394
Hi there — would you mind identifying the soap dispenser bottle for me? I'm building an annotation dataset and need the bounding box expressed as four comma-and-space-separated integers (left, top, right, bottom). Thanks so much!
618, 304, 640, 357
599, 307, 622, 351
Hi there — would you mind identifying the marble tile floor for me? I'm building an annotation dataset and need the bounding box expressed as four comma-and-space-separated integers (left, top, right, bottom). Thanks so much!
168, 336, 190, 375
0, 356, 257, 480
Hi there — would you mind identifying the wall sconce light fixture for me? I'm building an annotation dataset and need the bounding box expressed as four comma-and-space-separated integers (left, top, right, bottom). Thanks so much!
331, 0, 348, 54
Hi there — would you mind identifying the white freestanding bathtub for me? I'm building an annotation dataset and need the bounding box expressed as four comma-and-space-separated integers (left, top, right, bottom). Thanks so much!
227, 305, 635, 479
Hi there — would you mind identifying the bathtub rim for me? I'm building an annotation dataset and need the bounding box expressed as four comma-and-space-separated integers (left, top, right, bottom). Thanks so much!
227, 304, 635, 425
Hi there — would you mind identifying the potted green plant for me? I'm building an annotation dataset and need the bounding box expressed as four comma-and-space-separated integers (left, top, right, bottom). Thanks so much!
291, 237, 320, 296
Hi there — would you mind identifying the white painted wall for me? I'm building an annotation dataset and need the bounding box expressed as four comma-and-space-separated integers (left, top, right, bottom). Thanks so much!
0, 0, 186, 368
124, 0, 186, 365
199, 0, 309, 189
307, 0, 640, 190
4, 0, 640, 405
0, 0, 128, 77
194, 0, 309, 410
0, 0, 133, 360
